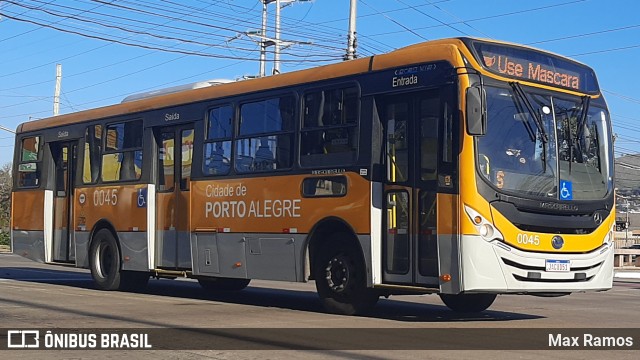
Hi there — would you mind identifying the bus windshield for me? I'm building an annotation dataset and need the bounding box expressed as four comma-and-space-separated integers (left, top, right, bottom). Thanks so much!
476, 85, 612, 201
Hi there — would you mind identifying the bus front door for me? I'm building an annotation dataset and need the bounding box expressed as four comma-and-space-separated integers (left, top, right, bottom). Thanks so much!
155, 125, 194, 269
381, 91, 441, 286
51, 142, 78, 263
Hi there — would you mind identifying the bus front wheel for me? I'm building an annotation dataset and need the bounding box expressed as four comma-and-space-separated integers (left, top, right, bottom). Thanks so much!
439, 293, 497, 313
314, 240, 378, 315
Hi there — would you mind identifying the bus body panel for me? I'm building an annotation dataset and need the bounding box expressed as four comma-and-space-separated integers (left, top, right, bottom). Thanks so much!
74, 185, 149, 271
191, 232, 305, 282
11, 190, 48, 263
490, 206, 613, 253
190, 173, 371, 234
74, 185, 148, 232
12, 190, 45, 230
459, 233, 614, 293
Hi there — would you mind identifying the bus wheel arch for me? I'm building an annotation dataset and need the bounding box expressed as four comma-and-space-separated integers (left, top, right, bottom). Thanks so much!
306, 218, 378, 315
88, 221, 149, 291
306, 218, 360, 279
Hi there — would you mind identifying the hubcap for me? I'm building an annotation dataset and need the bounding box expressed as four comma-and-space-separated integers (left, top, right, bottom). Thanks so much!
325, 255, 350, 293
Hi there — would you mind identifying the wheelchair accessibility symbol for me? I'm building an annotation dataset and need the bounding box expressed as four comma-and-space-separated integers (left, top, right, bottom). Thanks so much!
559, 180, 573, 200
137, 188, 147, 208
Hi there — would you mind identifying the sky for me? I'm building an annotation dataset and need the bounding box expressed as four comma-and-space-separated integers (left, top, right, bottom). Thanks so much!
1, 0, 640, 167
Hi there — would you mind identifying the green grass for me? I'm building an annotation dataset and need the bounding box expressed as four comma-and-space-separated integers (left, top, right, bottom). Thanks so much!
0, 231, 9, 247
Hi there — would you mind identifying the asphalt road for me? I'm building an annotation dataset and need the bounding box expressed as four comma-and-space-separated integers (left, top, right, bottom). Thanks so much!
0, 253, 639, 360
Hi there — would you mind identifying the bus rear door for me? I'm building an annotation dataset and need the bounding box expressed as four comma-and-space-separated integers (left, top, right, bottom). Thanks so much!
51, 141, 78, 263
155, 125, 194, 269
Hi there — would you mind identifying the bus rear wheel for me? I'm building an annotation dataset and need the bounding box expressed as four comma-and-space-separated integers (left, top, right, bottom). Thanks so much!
89, 229, 149, 291
89, 229, 122, 291
439, 293, 497, 313
314, 241, 378, 315
198, 278, 251, 291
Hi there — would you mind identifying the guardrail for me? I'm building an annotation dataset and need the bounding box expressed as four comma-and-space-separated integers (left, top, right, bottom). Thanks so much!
614, 248, 640, 267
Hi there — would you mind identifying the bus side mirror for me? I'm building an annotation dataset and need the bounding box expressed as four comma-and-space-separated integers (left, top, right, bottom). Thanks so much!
466, 86, 487, 136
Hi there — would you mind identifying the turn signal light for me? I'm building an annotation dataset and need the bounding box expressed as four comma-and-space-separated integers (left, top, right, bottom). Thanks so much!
440, 274, 452, 282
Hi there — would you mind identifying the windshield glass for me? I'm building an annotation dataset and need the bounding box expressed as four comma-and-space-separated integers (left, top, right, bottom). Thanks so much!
476, 85, 612, 200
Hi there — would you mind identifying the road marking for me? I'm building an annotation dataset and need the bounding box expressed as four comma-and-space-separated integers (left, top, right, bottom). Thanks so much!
0, 278, 89, 282
614, 271, 640, 279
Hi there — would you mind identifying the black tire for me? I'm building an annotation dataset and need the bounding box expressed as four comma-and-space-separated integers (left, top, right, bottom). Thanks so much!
439, 293, 497, 313
314, 238, 378, 315
198, 277, 251, 291
89, 229, 122, 290
89, 229, 149, 292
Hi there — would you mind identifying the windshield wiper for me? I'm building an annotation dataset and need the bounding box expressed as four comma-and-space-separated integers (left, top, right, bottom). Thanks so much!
576, 95, 591, 141
510, 82, 548, 143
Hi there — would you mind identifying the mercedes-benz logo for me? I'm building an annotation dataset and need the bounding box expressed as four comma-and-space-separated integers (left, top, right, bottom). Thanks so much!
593, 212, 603, 225
552, 236, 564, 250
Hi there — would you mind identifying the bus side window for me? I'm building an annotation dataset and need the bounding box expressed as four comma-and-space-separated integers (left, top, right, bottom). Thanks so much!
101, 120, 143, 182
300, 86, 359, 167
302, 176, 347, 197
235, 96, 294, 173
83, 125, 102, 184
17, 136, 41, 188
203, 105, 233, 176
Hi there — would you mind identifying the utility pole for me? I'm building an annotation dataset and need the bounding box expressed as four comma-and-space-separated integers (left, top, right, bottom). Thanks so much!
259, 1, 268, 77
273, 0, 282, 75
237, 0, 311, 77
345, 0, 357, 60
53, 64, 62, 116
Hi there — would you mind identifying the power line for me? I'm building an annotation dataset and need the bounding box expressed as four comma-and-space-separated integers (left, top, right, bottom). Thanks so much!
0, 12, 341, 62
528, 23, 640, 45
569, 44, 640, 57
394, 0, 469, 37
367, 0, 587, 37
360, 0, 428, 41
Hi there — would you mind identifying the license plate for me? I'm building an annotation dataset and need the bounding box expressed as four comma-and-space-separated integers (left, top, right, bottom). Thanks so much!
545, 259, 570, 272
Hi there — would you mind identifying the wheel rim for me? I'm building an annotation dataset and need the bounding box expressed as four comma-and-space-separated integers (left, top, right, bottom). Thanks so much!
95, 243, 113, 280
324, 254, 351, 293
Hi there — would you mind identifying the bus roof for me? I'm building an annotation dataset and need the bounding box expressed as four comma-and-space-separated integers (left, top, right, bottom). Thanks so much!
17, 38, 472, 134
16, 37, 599, 134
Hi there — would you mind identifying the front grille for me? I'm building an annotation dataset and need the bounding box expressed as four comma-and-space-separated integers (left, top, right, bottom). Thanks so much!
513, 274, 594, 282
501, 258, 602, 272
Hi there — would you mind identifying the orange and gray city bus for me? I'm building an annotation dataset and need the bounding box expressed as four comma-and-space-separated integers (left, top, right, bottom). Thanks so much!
11, 37, 615, 315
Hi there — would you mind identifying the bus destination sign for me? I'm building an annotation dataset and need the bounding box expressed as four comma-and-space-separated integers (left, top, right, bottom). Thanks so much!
481, 51, 580, 90
470, 40, 599, 94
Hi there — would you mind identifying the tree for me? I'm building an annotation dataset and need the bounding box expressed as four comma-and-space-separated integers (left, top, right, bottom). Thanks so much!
0, 163, 11, 246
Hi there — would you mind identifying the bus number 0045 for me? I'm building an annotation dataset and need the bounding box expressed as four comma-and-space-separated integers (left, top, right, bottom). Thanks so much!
93, 189, 118, 207
517, 233, 540, 246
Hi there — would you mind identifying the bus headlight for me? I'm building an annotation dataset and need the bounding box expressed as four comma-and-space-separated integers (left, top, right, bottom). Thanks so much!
604, 223, 614, 246
479, 223, 494, 238
464, 205, 504, 242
